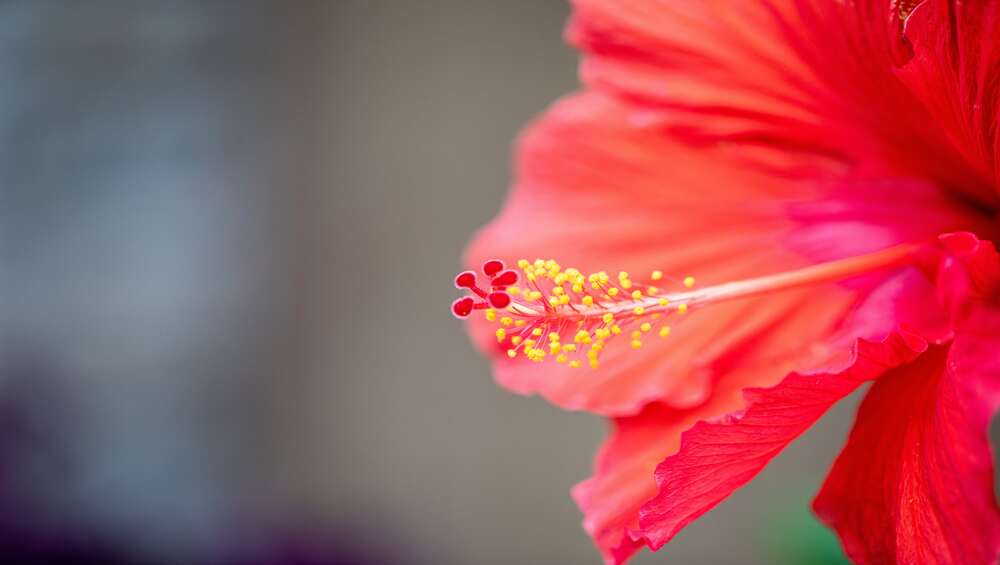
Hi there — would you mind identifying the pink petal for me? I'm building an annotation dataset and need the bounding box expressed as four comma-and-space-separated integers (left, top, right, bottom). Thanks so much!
813, 312, 1000, 564
465, 91, 860, 416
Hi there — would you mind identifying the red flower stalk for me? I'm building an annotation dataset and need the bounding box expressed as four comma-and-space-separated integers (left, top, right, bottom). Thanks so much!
452, 1, 1000, 563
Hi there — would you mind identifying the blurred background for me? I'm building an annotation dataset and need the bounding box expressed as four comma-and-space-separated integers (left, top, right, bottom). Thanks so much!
1, 2, 870, 563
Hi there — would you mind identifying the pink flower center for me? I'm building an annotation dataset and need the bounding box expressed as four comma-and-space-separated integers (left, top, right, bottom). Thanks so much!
452, 243, 919, 369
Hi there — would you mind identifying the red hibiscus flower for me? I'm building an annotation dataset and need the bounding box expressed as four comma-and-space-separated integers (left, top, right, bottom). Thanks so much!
451, 1, 1000, 563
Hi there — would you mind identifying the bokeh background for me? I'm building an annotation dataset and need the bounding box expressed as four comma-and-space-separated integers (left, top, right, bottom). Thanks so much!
2, 2, 900, 563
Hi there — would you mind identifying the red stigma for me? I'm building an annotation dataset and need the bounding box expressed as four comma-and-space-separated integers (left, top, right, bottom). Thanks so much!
455, 271, 478, 289
452, 296, 475, 318
488, 291, 512, 308
492, 269, 519, 287
451, 259, 519, 318
483, 259, 505, 277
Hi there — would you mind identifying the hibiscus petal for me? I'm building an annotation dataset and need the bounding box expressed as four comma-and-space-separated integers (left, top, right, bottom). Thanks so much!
465, 91, 859, 416
573, 331, 927, 564
569, 0, 994, 201
813, 327, 1000, 564
900, 0, 1000, 198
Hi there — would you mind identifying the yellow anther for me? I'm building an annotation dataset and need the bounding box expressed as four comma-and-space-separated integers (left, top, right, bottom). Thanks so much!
554, 273, 568, 285
683, 276, 695, 288
508, 287, 520, 295
678, 303, 689, 314
486, 309, 496, 321
659, 298, 669, 306
587, 349, 598, 360
507, 349, 517, 358
633, 306, 645, 316
515, 320, 527, 327
640, 322, 652, 333
608, 288, 620, 297
618, 271, 629, 280
563, 344, 577, 352
602, 313, 615, 324
574, 330, 589, 343
511, 336, 523, 345
631, 339, 643, 349
621, 279, 633, 289
552, 286, 565, 296
572, 284, 584, 293
532, 328, 543, 337
569, 360, 582, 369
582, 295, 594, 306
595, 328, 610, 339
549, 296, 560, 306
631, 330, 642, 339
549, 343, 561, 354
631, 290, 643, 300
599, 272, 609, 283
611, 325, 622, 335
647, 286, 659, 296
524, 339, 536, 348
526, 272, 536, 282
556, 354, 568, 364
529, 291, 543, 301
501, 317, 513, 327
589, 359, 600, 369
651, 270, 663, 281
592, 339, 605, 351
558, 295, 571, 305
659, 326, 671, 338
495, 328, 506, 341
534, 259, 545, 269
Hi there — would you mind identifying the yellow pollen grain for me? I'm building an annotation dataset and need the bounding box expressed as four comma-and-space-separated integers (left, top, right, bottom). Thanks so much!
548, 332, 560, 342
549, 343, 561, 354
611, 325, 622, 335
602, 313, 615, 324
495, 328, 506, 341
511, 336, 523, 345
508, 287, 520, 295
485, 309, 496, 321
589, 359, 599, 369
618, 271, 629, 280
563, 344, 577, 352
552, 286, 565, 296
517, 259, 530, 269
548, 296, 560, 306
659, 326, 671, 338
526, 273, 536, 282
631, 290, 643, 300
569, 360, 581, 369
532, 328, 543, 337
507, 349, 517, 358
608, 288, 620, 297
534, 259, 545, 269
651, 270, 663, 281
640, 322, 651, 333
683, 276, 695, 288
524, 339, 536, 348
621, 280, 633, 289
678, 303, 688, 315
646, 286, 658, 296
633, 306, 645, 316
556, 354, 568, 364
659, 298, 669, 307
582, 295, 594, 306
572, 284, 584, 293
500, 317, 513, 327
558, 295, 570, 305
529, 291, 543, 301
631, 339, 643, 349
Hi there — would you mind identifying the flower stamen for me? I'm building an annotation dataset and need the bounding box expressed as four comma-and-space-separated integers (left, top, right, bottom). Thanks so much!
452, 243, 918, 369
